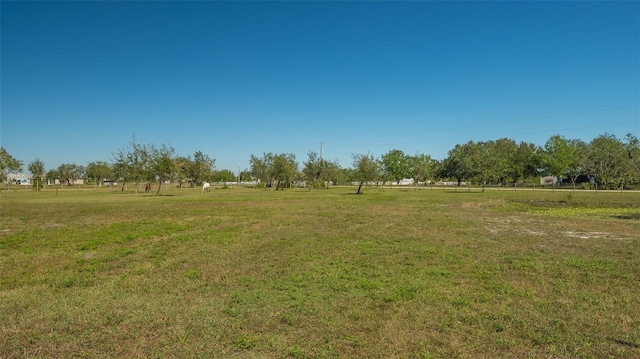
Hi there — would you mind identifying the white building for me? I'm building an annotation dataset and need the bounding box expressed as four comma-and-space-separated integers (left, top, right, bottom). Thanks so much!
7, 172, 31, 185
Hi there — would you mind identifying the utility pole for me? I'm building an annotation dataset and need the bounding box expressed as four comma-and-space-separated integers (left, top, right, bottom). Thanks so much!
320, 141, 323, 160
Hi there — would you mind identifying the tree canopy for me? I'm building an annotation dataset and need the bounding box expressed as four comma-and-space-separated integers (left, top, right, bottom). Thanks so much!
4, 132, 639, 192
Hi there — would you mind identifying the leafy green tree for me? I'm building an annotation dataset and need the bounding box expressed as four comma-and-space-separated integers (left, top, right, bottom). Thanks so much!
585, 133, 628, 190
380, 149, 411, 185
57, 163, 85, 186
511, 141, 539, 185
112, 139, 150, 192
46, 169, 59, 186
442, 142, 475, 186
467, 141, 494, 191
302, 152, 342, 189
408, 153, 437, 189
623, 134, 640, 189
112, 147, 133, 191
112, 140, 178, 193
491, 138, 518, 185
270, 153, 297, 190
351, 153, 380, 194
213, 169, 236, 183
86, 161, 114, 187
28, 159, 45, 191
540, 135, 580, 186
173, 156, 192, 188
249, 154, 269, 184
444, 140, 508, 191
565, 139, 589, 190
148, 144, 176, 195
303, 151, 321, 190
238, 170, 253, 182
188, 151, 215, 186
322, 159, 344, 186
303, 151, 328, 190
0, 148, 23, 188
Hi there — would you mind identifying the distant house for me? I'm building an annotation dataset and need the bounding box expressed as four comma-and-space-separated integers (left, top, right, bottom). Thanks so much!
56, 178, 85, 186
7, 172, 31, 185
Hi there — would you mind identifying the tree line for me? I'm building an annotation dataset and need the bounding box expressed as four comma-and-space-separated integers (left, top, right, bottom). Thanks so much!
1, 133, 638, 194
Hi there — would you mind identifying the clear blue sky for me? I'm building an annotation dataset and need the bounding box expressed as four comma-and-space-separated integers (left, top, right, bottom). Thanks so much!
1, 1, 638, 174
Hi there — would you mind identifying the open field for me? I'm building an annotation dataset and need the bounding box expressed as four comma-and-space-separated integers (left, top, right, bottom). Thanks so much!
1, 187, 639, 358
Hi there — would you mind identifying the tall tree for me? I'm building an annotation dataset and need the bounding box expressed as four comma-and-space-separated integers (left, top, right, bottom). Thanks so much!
585, 133, 628, 190
148, 144, 176, 195
303, 151, 326, 190
213, 169, 236, 183
173, 156, 192, 188
380, 149, 411, 185
442, 142, 475, 186
623, 134, 640, 190
86, 161, 113, 187
467, 141, 494, 191
540, 135, 579, 183
302, 152, 341, 190
269, 153, 297, 190
408, 153, 437, 189
511, 141, 539, 185
249, 153, 270, 185
565, 139, 588, 191
112, 147, 132, 191
46, 169, 59, 186
57, 163, 85, 186
112, 140, 149, 192
0, 148, 23, 188
189, 151, 215, 187
28, 159, 45, 191
491, 138, 518, 185
238, 170, 253, 182
321, 159, 344, 186
351, 153, 380, 194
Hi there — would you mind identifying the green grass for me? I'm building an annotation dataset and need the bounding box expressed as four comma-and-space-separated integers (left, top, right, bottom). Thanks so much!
1, 187, 639, 358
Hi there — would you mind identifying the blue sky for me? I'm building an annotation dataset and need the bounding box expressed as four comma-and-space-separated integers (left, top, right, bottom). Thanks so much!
1, 1, 638, 174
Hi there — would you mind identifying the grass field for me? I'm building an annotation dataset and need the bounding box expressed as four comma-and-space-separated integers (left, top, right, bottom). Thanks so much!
1, 186, 639, 358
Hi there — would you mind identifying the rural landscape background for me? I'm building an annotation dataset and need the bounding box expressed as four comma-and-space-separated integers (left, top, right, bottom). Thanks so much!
1, 130, 639, 195
1, 1, 639, 357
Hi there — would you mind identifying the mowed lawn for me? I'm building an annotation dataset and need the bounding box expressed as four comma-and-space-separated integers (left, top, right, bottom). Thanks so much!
1, 187, 638, 358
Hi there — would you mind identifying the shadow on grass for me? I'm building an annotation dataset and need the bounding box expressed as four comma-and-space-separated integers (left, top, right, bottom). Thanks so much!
609, 337, 639, 348
443, 191, 486, 194
612, 213, 640, 220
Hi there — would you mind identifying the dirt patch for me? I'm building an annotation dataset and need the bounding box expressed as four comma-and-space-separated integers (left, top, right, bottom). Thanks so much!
564, 231, 609, 239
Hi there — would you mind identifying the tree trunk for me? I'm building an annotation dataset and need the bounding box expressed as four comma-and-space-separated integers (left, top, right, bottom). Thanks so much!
357, 182, 363, 194
156, 178, 162, 195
